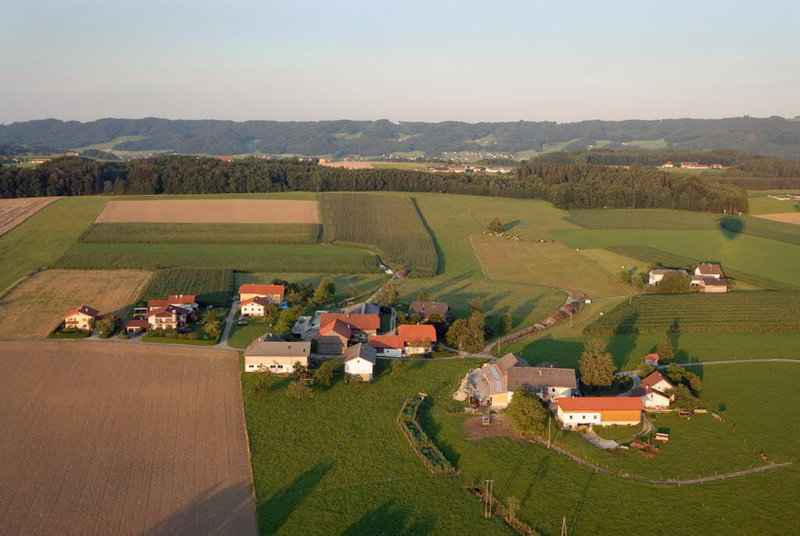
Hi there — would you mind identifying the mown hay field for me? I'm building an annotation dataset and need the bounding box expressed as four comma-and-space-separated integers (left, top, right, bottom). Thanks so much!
0, 196, 62, 235
583, 291, 800, 335
95, 199, 320, 223
51, 242, 380, 274
470, 234, 632, 297
319, 192, 438, 276
0, 341, 256, 536
138, 268, 234, 307
81, 222, 321, 244
755, 212, 800, 225
0, 269, 150, 338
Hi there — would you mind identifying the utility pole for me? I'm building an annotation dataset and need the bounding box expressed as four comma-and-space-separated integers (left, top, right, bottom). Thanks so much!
561, 516, 569, 536
483, 479, 494, 518
548, 416, 552, 449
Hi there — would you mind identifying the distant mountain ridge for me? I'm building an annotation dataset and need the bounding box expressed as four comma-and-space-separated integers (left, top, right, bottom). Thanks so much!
1, 116, 799, 158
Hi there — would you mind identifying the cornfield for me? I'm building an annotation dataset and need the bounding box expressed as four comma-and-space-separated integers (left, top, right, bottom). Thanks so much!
584, 291, 800, 335
320, 193, 438, 276
138, 268, 234, 306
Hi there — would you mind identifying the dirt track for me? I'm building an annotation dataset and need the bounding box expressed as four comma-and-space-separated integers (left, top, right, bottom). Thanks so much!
95, 199, 320, 223
754, 212, 800, 225
0, 341, 256, 536
0, 196, 61, 235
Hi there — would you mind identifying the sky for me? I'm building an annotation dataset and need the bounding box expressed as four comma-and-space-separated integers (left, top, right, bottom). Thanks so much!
1, 0, 798, 124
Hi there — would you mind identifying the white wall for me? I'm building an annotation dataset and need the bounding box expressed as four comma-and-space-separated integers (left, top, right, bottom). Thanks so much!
245, 355, 307, 374
345, 358, 374, 380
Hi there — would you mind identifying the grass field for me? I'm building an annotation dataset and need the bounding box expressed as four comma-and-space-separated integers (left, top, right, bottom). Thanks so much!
0, 341, 256, 535
51, 242, 380, 273
583, 291, 800, 335
748, 195, 800, 215
137, 268, 234, 307
471, 235, 632, 297
319, 192, 438, 276
242, 359, 510, 535
552, 228, 800, 288
96, 199, 320, 223
0, 196, 110, 292
0, 196, 62, 235
81, 222, 321, 244
0, 269, 150, 338
565, 208, 721, 230
391, 193, 569, 332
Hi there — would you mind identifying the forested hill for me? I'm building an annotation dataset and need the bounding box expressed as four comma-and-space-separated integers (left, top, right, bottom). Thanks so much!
0, 156, 748, 214
1, 116, 800, 158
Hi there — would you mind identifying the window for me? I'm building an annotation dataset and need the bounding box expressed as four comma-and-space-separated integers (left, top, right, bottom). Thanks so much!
569, 415, 573, 420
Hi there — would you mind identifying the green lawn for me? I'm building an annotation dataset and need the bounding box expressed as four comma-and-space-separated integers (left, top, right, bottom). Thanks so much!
748, 195, 800, 215
228, 316, 279, 349
81, 222, 321, 244
51, 242, 380, 273
0, 196, 109, 292
552, 228, 800, 287
565, 208, 721, 230
244, 358, 800, 535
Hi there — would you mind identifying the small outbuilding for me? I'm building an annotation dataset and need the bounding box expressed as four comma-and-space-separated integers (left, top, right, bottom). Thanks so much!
125, 319, 149, 334
244, 337, 311, 374
343, 343, 377, 381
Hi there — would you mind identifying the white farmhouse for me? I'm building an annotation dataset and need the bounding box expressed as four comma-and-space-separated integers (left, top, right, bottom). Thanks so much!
630, 371, 675, 409
244, 337, 310, 374
648, 269, 688, 286
343, 343, 377, 381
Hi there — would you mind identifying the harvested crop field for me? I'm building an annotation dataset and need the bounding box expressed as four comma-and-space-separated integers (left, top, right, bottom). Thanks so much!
0, 196, 61, 235
318, 160, 374, 169
95, 199, 320, 223
0, 269, 150, 338
0, 341, 256, 536
755, 212, 800, 225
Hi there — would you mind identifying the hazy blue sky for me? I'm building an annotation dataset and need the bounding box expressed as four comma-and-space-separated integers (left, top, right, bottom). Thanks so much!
1, 0, 798, 123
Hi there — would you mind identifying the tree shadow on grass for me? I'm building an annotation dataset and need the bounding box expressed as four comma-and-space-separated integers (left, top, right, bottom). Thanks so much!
144, 481, 256, 536
257, 463, 332, 534
519, 336, 584, 368
417, 397, 460, 468
607, 333, 638, 370
342, 501, 434, 536
569, 472, 595, 536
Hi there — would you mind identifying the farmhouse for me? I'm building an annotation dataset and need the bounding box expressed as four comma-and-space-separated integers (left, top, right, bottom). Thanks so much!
124, 319, 148, 334
368, 323, 438, 357
238, 284, 285, 304
147, 294, 198, 312
630, 371, 675, 409
484, 353, 577, 408
240, 296, 275, 316
343, 343, 377, 381
146, 305, 189, 330
318, 313, 380, 341
691, 264, 728, 292
694, 263, 723, 278
648, 269, 688, 286
408, 301, 450, 321
316, 319, 352, 354
556, 397, 645, 429
64, 305, 99, 331
244, 337, 310, 374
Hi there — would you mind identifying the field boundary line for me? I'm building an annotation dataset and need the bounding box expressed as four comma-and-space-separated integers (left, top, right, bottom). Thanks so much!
0, 267, 45, 300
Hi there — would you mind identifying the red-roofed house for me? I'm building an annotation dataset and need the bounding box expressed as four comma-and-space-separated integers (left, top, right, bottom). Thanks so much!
146, 305, 189, 330
125, 319, 149, 334
397, 324, 437, 354
556, 397, 644, 428
167, 294, 198, 311
316, 319, 352, 354
238, 284, 285, 304
240, 296, 275, 317
64, 305, 100, 330
318, 313, 380, 338
644, 353, 659, 366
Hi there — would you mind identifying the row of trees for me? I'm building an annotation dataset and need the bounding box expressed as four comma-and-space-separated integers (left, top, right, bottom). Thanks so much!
0, 155, 748, 213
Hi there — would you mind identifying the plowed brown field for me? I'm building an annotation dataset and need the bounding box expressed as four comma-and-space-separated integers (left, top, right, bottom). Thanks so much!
755, 212, 800, 225
0, 341, 256, 536
95, 199, 320, 223
0, 269, 150, 338
0, 196, 62, 235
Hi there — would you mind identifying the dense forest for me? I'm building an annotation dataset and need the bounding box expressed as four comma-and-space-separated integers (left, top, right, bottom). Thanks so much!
0, 156, 748, 213
1, 116, 800, 157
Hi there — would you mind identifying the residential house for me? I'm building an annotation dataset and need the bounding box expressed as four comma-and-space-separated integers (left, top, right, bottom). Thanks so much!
240, 296, 275, 316
125, 319, 148, 334
147, 294, 198, 313
648, 269, 688, 286
694, 263, 723, 279
368, 323, 438, 357
408, 301, 450, 321
318, 313, 380, 341
634, 371, 675, 409
244, 337, 311, 374
644, 353, 660, 367
691, 264, 727, 292
146, 305, 189, 330
343, 343, 377, 381
238, 284, 285, 304
660, 161, 675, 168
487, 353, 577, 408
555, 397, 645, 429
64, 305, 99, 331
316, 319, 352, 354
